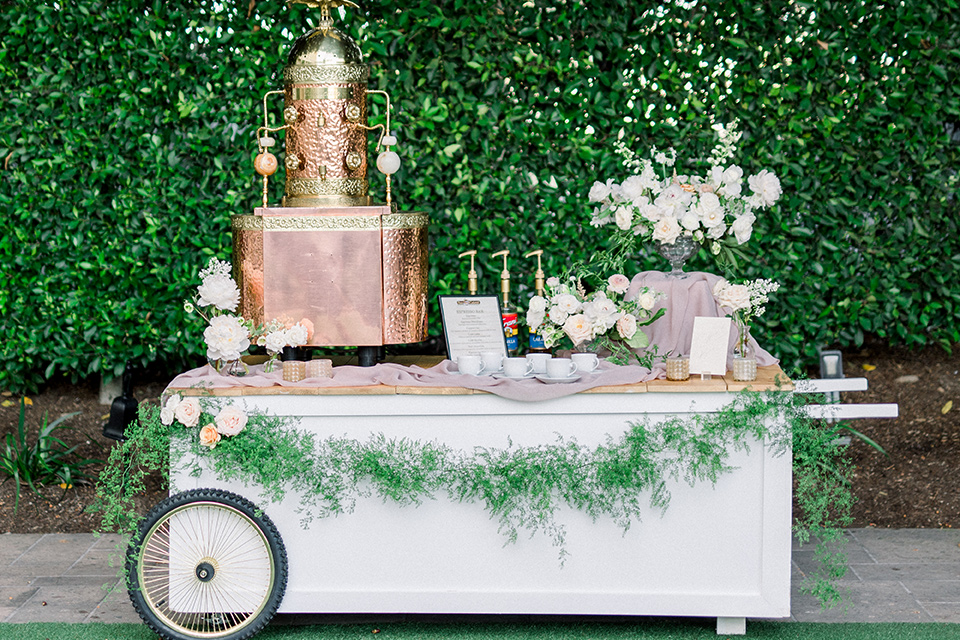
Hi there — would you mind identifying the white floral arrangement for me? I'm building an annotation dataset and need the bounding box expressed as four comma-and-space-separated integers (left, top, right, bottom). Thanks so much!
160, 395, 247, 449
588, 124, 782, 264
712, 277, 780, 355
256, 319, 313, 372
185, 258, 314, 374
527, 274, 664, 365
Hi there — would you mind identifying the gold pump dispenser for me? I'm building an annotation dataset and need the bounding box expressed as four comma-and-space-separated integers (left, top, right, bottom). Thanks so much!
524, 249, 550, 353
458, 250, 479, 295
492, 249, 519, 355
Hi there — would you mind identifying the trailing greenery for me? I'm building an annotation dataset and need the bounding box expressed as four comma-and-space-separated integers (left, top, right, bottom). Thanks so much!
1, 0, 958, 392
93, 389, 854, 607
0, 398, 97, 511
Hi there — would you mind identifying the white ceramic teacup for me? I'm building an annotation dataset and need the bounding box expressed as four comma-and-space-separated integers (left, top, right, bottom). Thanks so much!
481, 351, 504, 372
571, 352, 600, 373
503, 357, 533, 378
457, 354, 483, 376
545, 357, 578, 379
526, 353, 550, 374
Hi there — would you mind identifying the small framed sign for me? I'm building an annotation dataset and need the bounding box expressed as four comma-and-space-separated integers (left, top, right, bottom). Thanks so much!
438, 295, 508, 362
689, 316, 732, 377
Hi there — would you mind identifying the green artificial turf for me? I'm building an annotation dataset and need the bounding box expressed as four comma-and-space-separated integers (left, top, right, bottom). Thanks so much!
2, 619, 959, 640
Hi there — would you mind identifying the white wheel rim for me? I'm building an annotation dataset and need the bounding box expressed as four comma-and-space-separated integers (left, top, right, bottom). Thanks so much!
137, 501, 276, 638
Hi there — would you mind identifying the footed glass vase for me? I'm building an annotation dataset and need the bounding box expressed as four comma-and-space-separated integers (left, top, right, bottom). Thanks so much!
732, 322, 757, 382
655, 235, 697, 278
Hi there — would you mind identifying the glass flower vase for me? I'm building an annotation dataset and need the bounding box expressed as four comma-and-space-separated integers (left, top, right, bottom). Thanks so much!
732, 321, 757, 381
655, 234, 697, 278
208, 358, 249, 377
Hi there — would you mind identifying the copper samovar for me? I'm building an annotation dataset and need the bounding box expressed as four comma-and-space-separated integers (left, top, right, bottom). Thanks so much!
231, 0, 428, 365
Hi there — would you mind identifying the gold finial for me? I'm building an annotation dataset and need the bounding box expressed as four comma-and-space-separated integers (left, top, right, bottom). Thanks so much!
288, 0, 359, 30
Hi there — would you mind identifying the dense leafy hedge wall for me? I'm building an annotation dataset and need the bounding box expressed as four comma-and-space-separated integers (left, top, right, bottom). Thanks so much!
1, 0, 958, 391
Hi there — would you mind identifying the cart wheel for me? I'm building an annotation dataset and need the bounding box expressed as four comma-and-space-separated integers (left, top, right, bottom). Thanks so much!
126, 489, 287, 640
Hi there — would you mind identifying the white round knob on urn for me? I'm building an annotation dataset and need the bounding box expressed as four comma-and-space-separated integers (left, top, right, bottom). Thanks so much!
377, 150, 400, 175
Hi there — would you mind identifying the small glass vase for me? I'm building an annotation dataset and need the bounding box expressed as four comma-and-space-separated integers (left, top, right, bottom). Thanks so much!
655, 234, 698, 278
208, 358, 249, 377
732, 321, 757, 381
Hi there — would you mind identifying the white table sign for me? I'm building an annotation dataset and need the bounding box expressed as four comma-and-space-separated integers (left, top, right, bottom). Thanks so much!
439, 295, 508, 361
689, 316, 731, 376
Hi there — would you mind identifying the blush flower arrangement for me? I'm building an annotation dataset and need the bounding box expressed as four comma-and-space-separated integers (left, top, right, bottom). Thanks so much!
527, 274, 665, 366
588, 123, 782, 267
160, 395, 247, 450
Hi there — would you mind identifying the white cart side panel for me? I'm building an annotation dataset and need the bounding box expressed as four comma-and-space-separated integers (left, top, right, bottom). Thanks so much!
171, 392, 791, 619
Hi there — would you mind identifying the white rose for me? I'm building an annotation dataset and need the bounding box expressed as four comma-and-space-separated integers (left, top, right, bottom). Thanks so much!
652, 216, 681, 244
562, 314, 593, 346
526, 296, 547, 329
204, 314, 251, 362
285, 323, 309, 346
546, 277, 560, 288
549, 305, 568, 325
638, 292, 656, 310
214, 406, 247, 437
654, 184, 692, 218
620, 175, 647, 201
264, 329, 287, 354
679, 211, 700, 231
716, 283, 751, 311
614, 204, 633, 231
721, 165, 743, 185
173, 397, 201, 428
731, 214, 755, 244
554, 293, 581, 314
748, 170, 781, 206
616, 314, 637, 339
160, 394, 181, 426
588, 180, 611, 202
641, 203, 662, 223
607, 274, 630, 294
707, 222, 727, 239
197, 274, 240, 312
585, 295, 620, 332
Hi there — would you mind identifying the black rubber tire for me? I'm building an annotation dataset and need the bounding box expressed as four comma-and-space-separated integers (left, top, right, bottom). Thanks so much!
126, 489, 288, 640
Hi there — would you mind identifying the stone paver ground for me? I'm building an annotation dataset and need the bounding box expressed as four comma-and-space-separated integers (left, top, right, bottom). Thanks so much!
1, 529, 957, 626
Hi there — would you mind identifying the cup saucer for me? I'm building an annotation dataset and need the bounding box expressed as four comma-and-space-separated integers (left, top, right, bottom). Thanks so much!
535, 373, 582, 384
492, 372, 535, 380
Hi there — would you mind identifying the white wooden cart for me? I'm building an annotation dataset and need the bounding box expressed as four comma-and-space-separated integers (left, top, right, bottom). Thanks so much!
126, 362, 894, 639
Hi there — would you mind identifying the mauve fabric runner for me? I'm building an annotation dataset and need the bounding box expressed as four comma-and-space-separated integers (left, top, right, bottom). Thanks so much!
625, 270, 779, 370
166, 359, 659, 402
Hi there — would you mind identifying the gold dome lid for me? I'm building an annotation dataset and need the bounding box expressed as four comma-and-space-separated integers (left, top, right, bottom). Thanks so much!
286, 25, 363, 67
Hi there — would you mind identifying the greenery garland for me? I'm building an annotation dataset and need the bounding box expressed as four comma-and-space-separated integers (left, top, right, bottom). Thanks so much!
91, 389, 852, 607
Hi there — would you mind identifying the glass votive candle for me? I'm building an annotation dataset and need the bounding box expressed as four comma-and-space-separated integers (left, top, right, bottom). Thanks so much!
666, 355, 690, 381
306, 358, 333, 379
732, 356, 757, 382
282, 360, 306, 383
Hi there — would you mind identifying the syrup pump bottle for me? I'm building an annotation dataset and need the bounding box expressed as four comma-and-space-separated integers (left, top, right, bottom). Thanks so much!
457, 250, 479, 294
524, 249, 551, 354
492, 250, 520, 356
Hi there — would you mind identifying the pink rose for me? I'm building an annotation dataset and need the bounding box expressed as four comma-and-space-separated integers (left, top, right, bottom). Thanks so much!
199, 424, 221, 449
607, 274, 630, 294
616, 314, 637, 339
173, 397, 201, 428
214, 406, 247, 437
562, 314, 593, 347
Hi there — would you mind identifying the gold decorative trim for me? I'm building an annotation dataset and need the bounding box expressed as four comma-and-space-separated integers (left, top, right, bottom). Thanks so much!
286, 177, 368, 197
382, 213, 430, 229
263, 215, 382, 231
232, 215, 263, 231
292, 86, 354, 101
283, 64, 369, 84
285, 195, 372, 207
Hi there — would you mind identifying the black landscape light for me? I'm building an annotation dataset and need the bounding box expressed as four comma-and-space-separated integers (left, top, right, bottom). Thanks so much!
103, 363, 137, 441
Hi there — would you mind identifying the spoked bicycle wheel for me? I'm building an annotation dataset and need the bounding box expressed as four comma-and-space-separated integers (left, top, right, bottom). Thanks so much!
127, 489, 288, 640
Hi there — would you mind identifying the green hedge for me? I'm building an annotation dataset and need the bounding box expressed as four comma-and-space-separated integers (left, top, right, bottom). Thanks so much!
1, 0, 958, 392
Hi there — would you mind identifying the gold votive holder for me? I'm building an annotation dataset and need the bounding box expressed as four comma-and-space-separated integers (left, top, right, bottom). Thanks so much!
666, 355, 690, 381
306, 358, 333, 379
282, 360, 306, 382
732, 356, 757, 382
